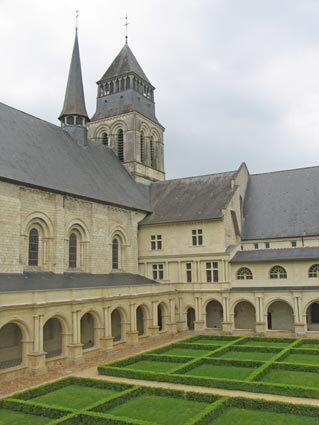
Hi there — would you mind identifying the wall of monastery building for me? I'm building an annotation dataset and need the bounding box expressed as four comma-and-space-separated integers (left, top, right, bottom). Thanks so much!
0, 180, 144, 275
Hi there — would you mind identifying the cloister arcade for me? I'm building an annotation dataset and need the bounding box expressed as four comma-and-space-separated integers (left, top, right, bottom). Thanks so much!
1, 292, 319, 378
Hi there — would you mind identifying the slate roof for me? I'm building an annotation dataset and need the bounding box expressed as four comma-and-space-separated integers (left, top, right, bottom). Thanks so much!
99, 43, 150, 83
59, 31, 88, 119
0, 102, 150, 212
0, 272, 158, 293
230, 247, 319, 263
243, 167, 319, 240
141, 171, 236, 225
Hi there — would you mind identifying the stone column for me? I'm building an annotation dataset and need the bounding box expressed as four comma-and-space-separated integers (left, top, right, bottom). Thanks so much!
176, 296, 187, 332
222, 296, 232, 333
100, 306, 114, 352
255, 296, 266, 335
67, 310, 83, 363
149, 301, 159, 336
294, 295, 306, 335
167, 298, 177, 335
194, 296, 205, 330
27, 314, 47, 375
127, 303, 139, 346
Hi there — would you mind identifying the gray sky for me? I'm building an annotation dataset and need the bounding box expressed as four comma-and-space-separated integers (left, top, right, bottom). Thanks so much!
1, 0, 319, 179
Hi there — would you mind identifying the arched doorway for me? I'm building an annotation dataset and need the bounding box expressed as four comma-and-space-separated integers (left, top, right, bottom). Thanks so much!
206, 300, 223, 329
158, 303, 166, 331
111, 309, 123, 342
234, 301, 256, 330
136, 306, 146, 336
43, 318, 63, 358
267, 301, 294, 331
81, 313, 95, 349
187, 307, 195, 330
306, 302, 319, 331
0, 323, 23, 369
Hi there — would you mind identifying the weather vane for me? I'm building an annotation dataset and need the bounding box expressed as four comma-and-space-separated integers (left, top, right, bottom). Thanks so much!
124, 14, 129, 44
75, 10, 79, 31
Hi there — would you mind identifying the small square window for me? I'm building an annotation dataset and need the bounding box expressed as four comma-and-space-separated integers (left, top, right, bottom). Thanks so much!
254, 243, 258, 249
265, 242, 270, 249
206, 262, 219, 283
152, 263, 164, 280
291, 241, 297, 247
192, 229, 203, 246
151, 235, 162, 250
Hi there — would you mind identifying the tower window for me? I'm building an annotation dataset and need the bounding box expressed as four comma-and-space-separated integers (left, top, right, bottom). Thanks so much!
102, 133, 108, 146
112, 238, 119, 270
76, 116, 83, 125
150, 138, 156, 168
117, 129, 124, 162
69, 233, 77, 268
140, 132, 145, 164
28, 228, 39, 266
66, 116, 74, 125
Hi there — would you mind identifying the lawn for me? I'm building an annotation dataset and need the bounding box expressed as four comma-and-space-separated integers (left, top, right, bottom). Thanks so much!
0, 409, 51, 425
299, 341, 319, 350
280, 352, 319, 365
124, 359, 182, 372
31, 383, 118, 409
261, 368, 319, 388
214, 349, 276, 361
239, 339, 291, 348
209, 407, 319, 425
190, 338, 236, 346
107, 394, 209, 425
160, 347, 213, 357
183, 362, 254, 380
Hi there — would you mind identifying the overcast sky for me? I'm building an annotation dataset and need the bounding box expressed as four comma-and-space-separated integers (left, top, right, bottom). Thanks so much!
1, 0, 319, 179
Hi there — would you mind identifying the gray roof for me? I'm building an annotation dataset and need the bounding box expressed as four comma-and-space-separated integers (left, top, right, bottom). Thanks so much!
99, 43, 150, 83
0, 102, 150, 212
141, 171, 236, 225
59, 31, 88, 119
230, 247, 319, 263
0, 272, 158, 293
243, 167, 319, 240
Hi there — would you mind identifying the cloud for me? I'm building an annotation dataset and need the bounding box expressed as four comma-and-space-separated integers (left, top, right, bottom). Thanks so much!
1, 0, 319, 178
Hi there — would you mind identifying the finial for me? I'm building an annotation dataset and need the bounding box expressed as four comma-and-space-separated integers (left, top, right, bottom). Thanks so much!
75, 10, 79, 32
124, 13, 129, 44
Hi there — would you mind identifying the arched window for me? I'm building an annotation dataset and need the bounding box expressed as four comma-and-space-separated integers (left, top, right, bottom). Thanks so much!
69, 233, 77, 268
236, 267, 253, 280
112, 238, 119, 270
140, 131, 145, 164
117, 129, 124, 162
309, 264, 319, 278
150, 137, 155, 168
102, 132, 108, 146
28, 228, 39, 266
270, 265, 287, 279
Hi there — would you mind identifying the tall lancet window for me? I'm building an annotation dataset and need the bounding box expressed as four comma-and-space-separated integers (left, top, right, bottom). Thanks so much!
117, 129, 124, 162
28, 228, 39, 266
69, 233, 77, 268
150, 137, 156, 168
140, 131, 145, 164
102, 133, 108, 146
112, 238, 119, 270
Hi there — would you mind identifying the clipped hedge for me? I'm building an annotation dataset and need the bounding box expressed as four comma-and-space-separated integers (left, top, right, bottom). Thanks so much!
98, 364, 319, 399
242, 336, 296, 345
56, 411, 146, 425
0, 398, 68, 419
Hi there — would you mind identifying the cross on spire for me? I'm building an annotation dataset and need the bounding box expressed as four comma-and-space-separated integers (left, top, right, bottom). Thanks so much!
124, 14, 129, 44
75, 10, 79, 31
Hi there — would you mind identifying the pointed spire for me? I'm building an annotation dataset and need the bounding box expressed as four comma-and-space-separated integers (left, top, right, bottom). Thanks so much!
59, 28, 88, 121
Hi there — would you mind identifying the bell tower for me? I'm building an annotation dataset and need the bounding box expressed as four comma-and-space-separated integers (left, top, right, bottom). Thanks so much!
87, 39, 165, 184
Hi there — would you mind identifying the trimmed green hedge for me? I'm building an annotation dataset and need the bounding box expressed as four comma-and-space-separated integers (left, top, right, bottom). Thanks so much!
0, 398, 68, 419
98, 364, 319, 399
56, 412, 147, 424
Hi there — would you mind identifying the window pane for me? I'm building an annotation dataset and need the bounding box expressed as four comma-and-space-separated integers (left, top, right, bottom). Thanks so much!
28, 228, 39, 266
206, 270, 212, 282
69, 233, 77, 268
112, 239, 119, 269
198, 235, 203, 245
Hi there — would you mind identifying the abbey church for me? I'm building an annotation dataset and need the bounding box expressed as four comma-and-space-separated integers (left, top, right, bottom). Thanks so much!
1, 28, 319, 378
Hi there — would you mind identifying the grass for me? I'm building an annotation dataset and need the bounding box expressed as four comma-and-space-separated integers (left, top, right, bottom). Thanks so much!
107, 394, 209, 425
279, 353, 319, 365
299, 342, 319, 350
239, 340, 290, 348
31, 383, 119, 409
124, 360, 183, 373
160, 347, 213, 357
209, 407, 319, 425
183, 363, 254, 380
214, 350, 276, 361
261, 368, 319, 388
0, 409, 51, 425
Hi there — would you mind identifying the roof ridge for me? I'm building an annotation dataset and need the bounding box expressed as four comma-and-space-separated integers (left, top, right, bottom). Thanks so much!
153, 170, 237, 185
252, 165, 319, 177
0, 101, 61, 130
